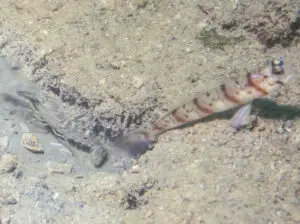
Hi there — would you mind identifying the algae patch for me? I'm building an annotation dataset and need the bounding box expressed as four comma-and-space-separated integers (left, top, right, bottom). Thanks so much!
196, 27, 245, 50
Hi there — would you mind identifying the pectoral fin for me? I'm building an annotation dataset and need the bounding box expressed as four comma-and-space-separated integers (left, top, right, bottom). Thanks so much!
230, 103, 253, 130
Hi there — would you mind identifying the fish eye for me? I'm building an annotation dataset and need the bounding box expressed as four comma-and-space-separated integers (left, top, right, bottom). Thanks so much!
271, 58, 284, 75
272, 58, 283, 67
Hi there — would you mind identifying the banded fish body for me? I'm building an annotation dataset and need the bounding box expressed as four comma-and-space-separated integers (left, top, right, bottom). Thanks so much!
118, 58, 294, 157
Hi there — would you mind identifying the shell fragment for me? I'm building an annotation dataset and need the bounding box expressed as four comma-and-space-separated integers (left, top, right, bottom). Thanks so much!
21, 133, 43, 153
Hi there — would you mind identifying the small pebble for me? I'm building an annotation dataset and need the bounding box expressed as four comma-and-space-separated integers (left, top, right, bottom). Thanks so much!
131, 165, 140, 173
145, 210, 153, 218
134, 0, 148, 9
132, 76, 144, 88
186, 47, 193, 53
90, 146, 108, 168
109, 61, 121, 70
0, 153, 18, 173
13, 170, 23, 179
52, 192, 60, 200
74, 201, 84, 208
47, 161, 72, 174
6, 198, 17, 205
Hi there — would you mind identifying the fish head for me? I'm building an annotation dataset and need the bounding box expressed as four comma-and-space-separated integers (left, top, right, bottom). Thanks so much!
252, 57, 295, 94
